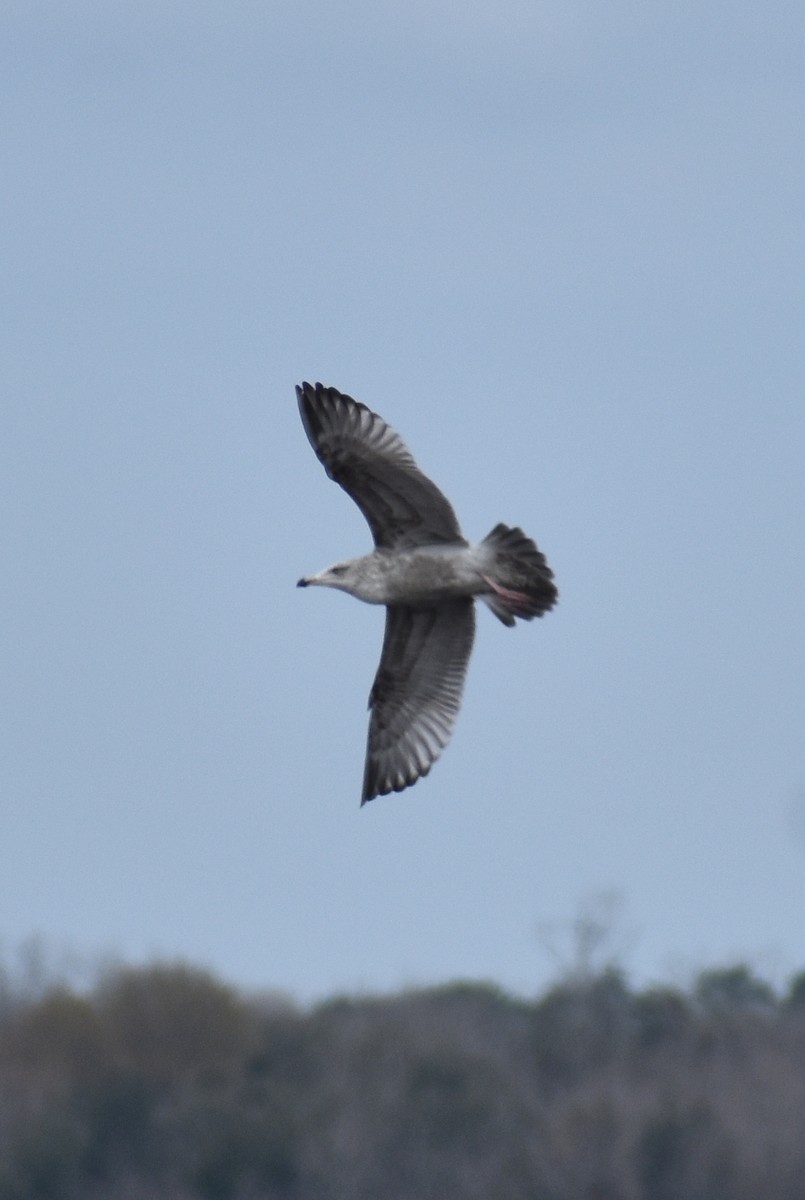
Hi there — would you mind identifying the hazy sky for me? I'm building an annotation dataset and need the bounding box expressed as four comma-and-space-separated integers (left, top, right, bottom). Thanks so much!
3, 0, 804, 1002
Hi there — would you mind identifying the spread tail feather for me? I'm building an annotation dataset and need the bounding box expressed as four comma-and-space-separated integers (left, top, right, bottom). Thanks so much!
480, 523, 558, 626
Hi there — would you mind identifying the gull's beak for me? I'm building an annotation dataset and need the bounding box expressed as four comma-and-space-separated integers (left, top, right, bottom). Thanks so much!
297, 567, 338, 589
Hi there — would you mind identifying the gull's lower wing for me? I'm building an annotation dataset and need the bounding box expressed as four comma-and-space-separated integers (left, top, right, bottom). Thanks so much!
362, 600, 476, 803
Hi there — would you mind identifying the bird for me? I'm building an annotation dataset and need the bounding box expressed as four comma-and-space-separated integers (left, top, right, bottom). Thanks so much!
296, 382, 557, 804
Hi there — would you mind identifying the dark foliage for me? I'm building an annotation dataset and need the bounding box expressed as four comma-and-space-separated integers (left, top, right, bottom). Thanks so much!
2, 962, 805, 1199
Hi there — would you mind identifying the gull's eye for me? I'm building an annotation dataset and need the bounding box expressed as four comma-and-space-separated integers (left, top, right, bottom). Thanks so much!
330, 564, 347, 576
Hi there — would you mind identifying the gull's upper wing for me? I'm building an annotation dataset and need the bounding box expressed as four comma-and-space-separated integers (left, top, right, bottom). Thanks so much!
362, 600, 475, 803
297, 382, 465, 549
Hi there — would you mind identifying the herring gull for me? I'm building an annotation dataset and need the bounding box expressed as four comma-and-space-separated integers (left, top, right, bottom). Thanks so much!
296, 382, 557, 804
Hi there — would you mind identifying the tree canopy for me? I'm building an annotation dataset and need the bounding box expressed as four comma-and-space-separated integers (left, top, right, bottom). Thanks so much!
1, 958, 804, 1199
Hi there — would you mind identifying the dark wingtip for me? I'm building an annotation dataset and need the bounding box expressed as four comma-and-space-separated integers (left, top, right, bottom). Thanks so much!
361, 765, 376, 805
296, 382, 334, 451
296, 381, 314, 417
296, 578, 308, 587
295, 381, 318, 415
296, 381, 326, 404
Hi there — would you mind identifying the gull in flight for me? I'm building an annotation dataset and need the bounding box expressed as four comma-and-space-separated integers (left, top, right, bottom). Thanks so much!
296, 382, 557, 804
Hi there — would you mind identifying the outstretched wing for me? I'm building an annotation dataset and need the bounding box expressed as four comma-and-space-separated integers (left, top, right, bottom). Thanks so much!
362, 600, 475, 803
297, 382, 465, 550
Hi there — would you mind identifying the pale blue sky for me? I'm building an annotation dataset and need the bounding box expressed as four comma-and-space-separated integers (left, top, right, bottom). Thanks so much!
2, 0, 804, 1001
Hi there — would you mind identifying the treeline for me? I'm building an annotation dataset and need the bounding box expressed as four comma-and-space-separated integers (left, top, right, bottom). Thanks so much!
2, 960, 805, 1199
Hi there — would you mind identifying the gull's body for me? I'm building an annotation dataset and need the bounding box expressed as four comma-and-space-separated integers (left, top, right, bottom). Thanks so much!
296, 382, 557, 804
303, 543, 504, 607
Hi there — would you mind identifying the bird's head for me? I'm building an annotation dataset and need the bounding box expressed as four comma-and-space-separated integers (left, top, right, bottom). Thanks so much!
297, 561, 357, 593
